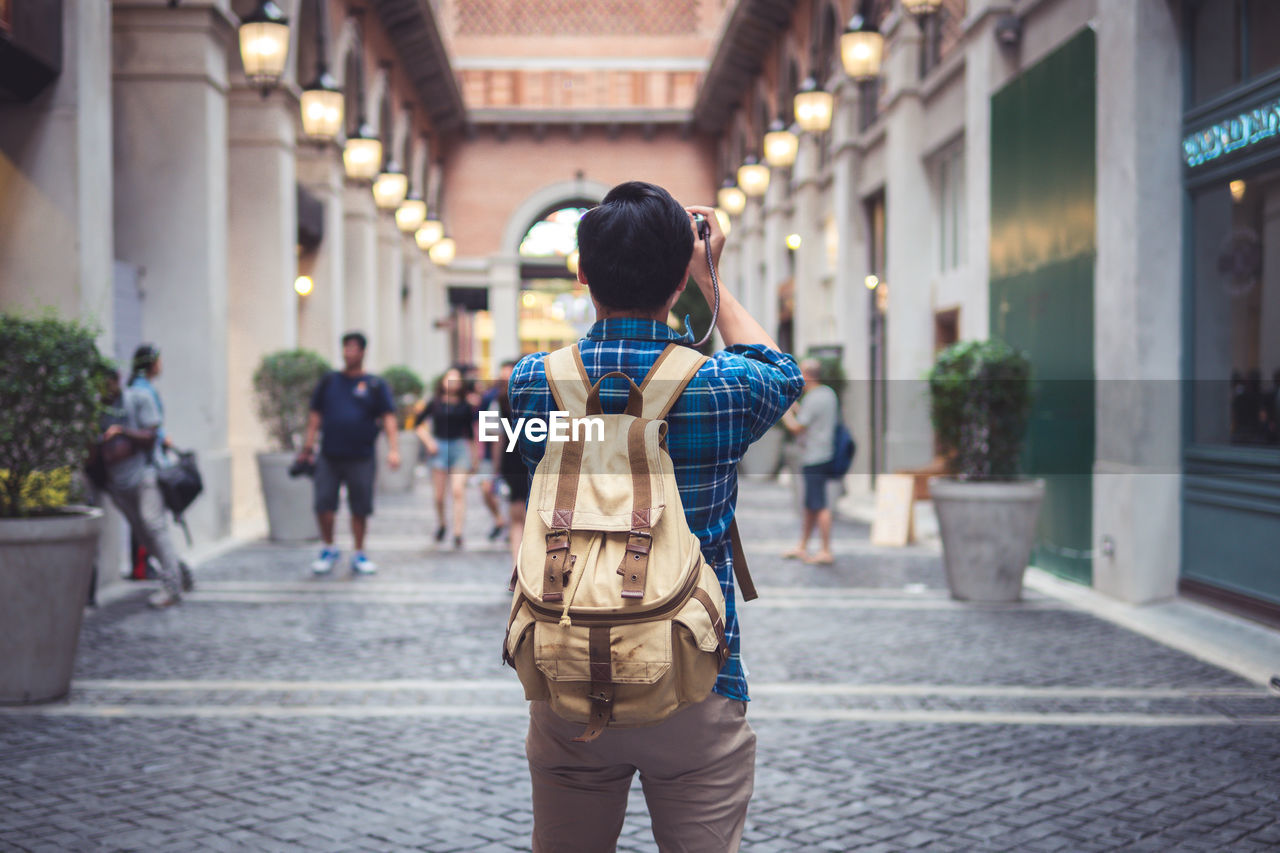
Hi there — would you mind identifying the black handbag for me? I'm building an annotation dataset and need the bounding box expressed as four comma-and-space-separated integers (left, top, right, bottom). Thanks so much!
157, 449, 203, 543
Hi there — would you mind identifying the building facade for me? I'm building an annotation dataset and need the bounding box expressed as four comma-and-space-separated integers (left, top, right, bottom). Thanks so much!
702, 0, 1279, 614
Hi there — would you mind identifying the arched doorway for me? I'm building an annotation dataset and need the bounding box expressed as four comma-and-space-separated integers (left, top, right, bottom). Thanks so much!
515, 201, 594, 355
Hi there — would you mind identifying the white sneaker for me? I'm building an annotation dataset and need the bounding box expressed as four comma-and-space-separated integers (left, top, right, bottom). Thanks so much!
351, 552, 378, 575
148, 589, 181, 609
312, 547, 340, 575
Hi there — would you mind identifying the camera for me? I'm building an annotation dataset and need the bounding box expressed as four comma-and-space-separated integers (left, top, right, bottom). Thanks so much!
288, 455, 316, 478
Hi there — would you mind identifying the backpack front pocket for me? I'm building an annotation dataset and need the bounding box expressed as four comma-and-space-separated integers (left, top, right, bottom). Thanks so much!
534, 618, 672, 684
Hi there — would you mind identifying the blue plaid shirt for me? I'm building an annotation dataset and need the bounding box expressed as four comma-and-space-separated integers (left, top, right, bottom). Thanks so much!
509, 318, 803, 701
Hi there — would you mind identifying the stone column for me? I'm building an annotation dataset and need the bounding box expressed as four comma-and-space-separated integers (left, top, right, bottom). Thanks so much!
831, 80, 873, 481
403, 248, 427, 375
791, 135, 824, 357
0, 0, 124, 583
961, 1, 1019, 340
739, 198, 767, 344
343, 182, 379, 366
489, 256, 521, 370
226, 85, 298, 528
0, 0, 114, 329
761, 179, 790, 345
375, 218, 404, 370
112, 0, 234, 543
1091, 0, 1183, 603
421, 261, 450, 375
881, 14, 935, 473
297, 146, 346, 361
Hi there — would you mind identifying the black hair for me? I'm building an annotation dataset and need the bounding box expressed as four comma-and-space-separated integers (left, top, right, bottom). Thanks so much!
576, 181, 694, 311
434, 365, 465, 399
131, 344, 159, 382
341, 331, 367, 351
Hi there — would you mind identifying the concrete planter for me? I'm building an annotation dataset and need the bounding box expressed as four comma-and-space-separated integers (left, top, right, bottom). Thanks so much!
257, 452, 318, 542
930, 478, 1045, 603
739, 426, 785, 480
0, 507, 104, 704
377, 431, 421, 494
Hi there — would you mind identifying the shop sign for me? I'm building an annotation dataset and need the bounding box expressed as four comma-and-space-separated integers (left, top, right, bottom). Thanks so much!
1182, 97, 1280, 168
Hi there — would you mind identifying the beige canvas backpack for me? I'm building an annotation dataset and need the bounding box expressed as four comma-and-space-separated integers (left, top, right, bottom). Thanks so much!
503, 341, 751, 742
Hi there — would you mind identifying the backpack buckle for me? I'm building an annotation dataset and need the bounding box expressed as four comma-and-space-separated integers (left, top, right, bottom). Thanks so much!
618, 529, 652, 599
542, 529, 571, 603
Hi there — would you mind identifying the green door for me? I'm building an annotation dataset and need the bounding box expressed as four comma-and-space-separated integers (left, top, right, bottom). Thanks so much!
989, 29, 1097, 584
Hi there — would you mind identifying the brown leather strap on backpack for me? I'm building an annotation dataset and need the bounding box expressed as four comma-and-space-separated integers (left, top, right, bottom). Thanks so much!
542, 429, 585, 603
542, 345, 593, 603
618, 418, 653, 599
691, 587, 730, 667
573, 626, 614, 743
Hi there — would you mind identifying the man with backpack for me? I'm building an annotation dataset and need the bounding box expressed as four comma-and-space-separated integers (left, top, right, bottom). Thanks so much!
508, 181, 803, 851
781, 359, 841, 565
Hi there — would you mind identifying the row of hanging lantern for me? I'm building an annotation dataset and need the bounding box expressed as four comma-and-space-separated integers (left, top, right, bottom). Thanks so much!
236, 0, 456, 266
717, 1, 943, 226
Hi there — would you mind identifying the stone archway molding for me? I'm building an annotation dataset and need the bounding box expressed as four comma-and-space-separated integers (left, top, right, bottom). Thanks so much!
500, 178, 613, 258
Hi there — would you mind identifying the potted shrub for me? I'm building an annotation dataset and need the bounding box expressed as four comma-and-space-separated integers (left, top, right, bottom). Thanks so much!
253, 349, 330, 542
927, 340, 1044, 602
0, 315, 109, 703
377, 365, 425, 494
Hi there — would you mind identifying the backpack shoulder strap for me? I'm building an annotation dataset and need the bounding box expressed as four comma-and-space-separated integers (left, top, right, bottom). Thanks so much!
637, 344, 760, 601
729, 518, 757, 602
544, 344, 591, 416
638, 343, 708, 420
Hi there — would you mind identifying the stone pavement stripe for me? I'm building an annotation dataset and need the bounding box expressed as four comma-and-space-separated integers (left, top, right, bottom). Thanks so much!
6, 703, 1279, 725
68, 678, 1267, 699
316, 536, 905, 555
178, 588, 1073, 610
190, 581, 958, 598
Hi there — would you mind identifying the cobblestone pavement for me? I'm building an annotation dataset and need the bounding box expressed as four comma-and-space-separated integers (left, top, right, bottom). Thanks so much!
3, 473, 1280, 852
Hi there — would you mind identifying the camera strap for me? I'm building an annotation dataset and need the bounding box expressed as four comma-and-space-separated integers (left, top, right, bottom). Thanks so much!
691, 216, 719, 349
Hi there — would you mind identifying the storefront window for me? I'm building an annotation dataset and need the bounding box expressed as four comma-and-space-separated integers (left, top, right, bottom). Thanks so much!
1188, 0, 1280, 108
1190, 0, 1243, 106
1249, 1, 1280, 80
1191, 167, 1280, 448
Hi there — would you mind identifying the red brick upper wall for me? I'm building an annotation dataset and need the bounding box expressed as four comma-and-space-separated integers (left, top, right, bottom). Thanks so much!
443, 127, 717, 258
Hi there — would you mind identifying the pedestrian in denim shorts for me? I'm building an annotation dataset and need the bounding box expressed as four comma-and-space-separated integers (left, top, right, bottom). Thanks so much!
414, 366, 480, 550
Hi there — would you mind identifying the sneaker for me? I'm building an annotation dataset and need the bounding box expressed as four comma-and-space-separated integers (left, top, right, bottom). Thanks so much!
351, 552, 378, 575
180, 562, 195, 593
488, 524, 505, 542
312, 547, 340, 575
147, 589, 181, 609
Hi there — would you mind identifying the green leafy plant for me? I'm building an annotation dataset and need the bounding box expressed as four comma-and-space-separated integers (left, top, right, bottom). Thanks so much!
927, 339, 1032, 481
0, 315, 110, 517
252, 349, 331, 452
381, 365, 425, 422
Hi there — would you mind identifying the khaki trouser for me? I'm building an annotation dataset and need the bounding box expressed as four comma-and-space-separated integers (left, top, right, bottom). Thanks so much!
526, 693, 756, 853
107, 468, 182, 597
